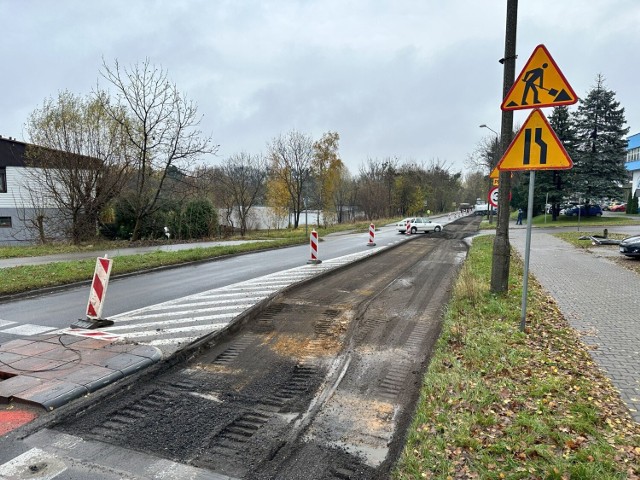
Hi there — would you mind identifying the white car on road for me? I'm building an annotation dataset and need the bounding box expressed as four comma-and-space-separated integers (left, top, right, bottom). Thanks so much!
396, 217, 443, 234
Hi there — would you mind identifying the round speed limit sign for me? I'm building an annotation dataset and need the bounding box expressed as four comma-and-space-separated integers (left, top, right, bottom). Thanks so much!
488, 187, 499, 207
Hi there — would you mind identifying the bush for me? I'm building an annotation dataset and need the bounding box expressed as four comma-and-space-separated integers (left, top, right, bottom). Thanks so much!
176, 199, 218, 239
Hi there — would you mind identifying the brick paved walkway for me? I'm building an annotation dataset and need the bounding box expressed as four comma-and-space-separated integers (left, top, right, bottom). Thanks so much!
509, 229, 640, 422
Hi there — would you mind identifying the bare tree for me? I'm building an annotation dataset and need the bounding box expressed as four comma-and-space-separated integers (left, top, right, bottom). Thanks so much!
332, 169, 357, 223
217, 152, 268, 236
99, 58, 217, 241
357, 158, 395, 220
267, 130, 314, 229
25, 91, 131, 244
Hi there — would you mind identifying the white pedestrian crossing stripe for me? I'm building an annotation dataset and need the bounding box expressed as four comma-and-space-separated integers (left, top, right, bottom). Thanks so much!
1, 324, 57, 336
5, 246, 385, 351
96, 247, 386, 353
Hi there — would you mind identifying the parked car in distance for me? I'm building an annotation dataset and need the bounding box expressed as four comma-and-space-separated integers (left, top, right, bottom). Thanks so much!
619, 235, 640, 257
603, 201, 623, 211
609, 203, 626, 212
563, 204, 603, 217
396, 217, 443, 234
473, 203, 497, 216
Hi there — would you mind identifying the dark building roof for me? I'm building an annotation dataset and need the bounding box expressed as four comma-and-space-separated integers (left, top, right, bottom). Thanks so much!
0, 136, 28, 167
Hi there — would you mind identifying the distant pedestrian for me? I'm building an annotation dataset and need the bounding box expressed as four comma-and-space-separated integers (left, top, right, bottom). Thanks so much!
516, 208, 523, 225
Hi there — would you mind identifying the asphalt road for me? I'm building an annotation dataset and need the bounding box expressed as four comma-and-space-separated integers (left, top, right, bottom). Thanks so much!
0, 220, 454, 345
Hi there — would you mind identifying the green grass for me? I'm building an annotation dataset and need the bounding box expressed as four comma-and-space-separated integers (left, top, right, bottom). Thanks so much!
554, 231, 628, 250
393, 235, 640, 480
531, 213, 640, 228
0, 239, 302, 295
0, 219, 396, 259
479, 212, 640, 230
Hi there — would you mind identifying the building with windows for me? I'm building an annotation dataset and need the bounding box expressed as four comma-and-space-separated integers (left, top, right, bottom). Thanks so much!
0, 136, 30, 243
626, 132, 640, 198
0, 136, 64, 244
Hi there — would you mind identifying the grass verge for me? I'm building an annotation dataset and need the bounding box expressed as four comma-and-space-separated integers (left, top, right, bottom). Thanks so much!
0, 218, 400, 296
393, 235, 640, 479
0, 238, 301, 296
480, 214, 640, 230
0, 219, 396, 259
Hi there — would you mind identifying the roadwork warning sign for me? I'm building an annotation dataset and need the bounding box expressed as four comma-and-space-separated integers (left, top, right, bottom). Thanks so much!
501, 44, 578, 111
496, 109, 573, 171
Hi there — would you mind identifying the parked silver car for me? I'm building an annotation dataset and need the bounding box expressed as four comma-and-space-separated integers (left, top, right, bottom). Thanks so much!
396, 217, 443, 234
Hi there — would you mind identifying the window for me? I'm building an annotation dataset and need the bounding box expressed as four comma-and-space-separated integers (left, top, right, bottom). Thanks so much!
0, 217, 11, 228
0, 167, 6, 193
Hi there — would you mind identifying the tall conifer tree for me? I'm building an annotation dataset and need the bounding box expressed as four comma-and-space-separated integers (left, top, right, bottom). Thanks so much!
570, 74, 629, 204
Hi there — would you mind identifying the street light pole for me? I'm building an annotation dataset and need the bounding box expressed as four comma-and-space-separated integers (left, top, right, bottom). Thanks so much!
479, 124, 499, 137
480, 124, 499, 224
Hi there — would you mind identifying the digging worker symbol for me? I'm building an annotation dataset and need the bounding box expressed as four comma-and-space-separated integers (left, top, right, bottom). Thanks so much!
521, 62, 548, 106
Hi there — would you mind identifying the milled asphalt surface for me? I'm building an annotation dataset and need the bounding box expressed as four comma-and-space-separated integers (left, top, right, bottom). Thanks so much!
509, 223, 640, 422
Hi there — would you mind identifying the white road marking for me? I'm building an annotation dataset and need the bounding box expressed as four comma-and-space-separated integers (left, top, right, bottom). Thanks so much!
112, 322, 230, 338
1, 324, 57, 336
106, 315, 236, 332
114, 303, 252, 321
90, 247, 389, 350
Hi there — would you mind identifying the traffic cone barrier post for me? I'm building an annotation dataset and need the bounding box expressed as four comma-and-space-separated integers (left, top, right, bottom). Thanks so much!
307, 229, 322, 264
71, 254, 115, 329
367, 223, 376, 246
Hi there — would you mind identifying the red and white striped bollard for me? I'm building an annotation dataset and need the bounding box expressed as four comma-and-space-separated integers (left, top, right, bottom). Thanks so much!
307, 229, 322, 264
367, 223, 376, 246
71, 254, 115, 329
405, 220, 411, 235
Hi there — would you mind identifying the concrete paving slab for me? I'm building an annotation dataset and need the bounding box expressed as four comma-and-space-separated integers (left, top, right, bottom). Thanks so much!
75, 348, 125, 367
0, 330, 162, 411
0, 351, 28, 366
9, 340, 61, 356
14, 379, 88, 410
69, 337, 117, 350
102, 352, 154, 375
7, 357, 70, 374
37, 346, 84, 362
0, 339, 36, 352
16, 364, 83, 381
58, 365, 124, 392
0, 376, 44, 402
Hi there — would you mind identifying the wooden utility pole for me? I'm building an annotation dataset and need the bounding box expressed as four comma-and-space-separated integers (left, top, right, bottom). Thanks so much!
491, 0, 518, 293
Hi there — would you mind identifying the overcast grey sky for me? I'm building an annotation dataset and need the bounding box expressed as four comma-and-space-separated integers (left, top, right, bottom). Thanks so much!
1, 0, 638, 175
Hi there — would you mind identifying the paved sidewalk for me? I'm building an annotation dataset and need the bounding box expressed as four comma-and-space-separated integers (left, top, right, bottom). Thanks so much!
509, 228, 640, 422
0, 334, 161, 410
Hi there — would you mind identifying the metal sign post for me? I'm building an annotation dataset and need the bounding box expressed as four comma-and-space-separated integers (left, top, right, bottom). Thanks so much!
520, 171, 535, 332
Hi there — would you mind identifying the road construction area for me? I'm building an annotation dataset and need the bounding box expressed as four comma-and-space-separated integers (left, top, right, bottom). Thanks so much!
7, 217, 479, 480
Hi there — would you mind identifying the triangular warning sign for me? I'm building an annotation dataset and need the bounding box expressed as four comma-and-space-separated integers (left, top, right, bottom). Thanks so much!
496, 109, 573, 171
501, 44, 578, 111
